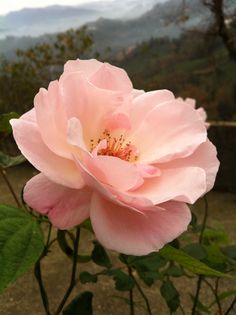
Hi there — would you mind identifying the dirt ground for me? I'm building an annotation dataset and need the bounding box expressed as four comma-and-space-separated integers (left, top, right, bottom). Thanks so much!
0, 164, 236, 315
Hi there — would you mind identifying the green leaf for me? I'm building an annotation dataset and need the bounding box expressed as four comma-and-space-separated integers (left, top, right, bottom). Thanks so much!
0, 151, 26, 168
167, 265, 184, 277
203, 228, 230, 245
80, 272, 97, 284
160, 245, 231, 278
183, 243, 207, 260
111, 269, 135, 291
0, 204, 44, 292
160, 280, 180, 312
91, 241, 111, 268
0, 112, 19, 135
63, 291, 93, 315
136, 269, 161, 286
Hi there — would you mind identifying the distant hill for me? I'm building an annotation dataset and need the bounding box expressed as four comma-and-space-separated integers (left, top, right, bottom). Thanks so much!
0, 0, 235, 58
0, 0, 158, 39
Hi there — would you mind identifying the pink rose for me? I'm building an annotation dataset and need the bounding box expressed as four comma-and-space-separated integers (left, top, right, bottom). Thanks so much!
11, 59, 219, 255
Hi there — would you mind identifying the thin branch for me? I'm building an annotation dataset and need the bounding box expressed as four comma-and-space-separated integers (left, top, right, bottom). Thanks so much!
224, 296, 236, 315
54, 227, 80, 315
127, 266, 135, 315
191, 196, 209, 315
130, 274, 153, 315
203, 0, 236, 61
34, 224, 52, 315
204, 278, 222, 315
0, 168, 21, 207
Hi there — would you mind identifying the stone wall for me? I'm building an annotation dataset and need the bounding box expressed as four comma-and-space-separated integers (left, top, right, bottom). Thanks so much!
208, 122, 236, 193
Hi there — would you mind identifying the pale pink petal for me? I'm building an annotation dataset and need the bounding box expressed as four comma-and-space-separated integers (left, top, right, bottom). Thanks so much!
59, 72, 123, 141
10, 118, 83, 188
34, 81, 78, 159
105, 112, 131, 131
64, 58, 103, 77
74, 155, 152, 210
89, 63, 133, 93
162, 140, 219, 192
136, 164, 161, 178
67, 117, 87, 151
130, 167, 206, 204
24, 173, 91, 229
84, 153, 144, 191
21, 108, 36, 123
130, 100, 207, 163
129, 90, 175, 130
90, 193, 191, 255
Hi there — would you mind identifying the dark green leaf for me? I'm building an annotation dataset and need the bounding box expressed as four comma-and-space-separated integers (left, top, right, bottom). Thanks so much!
137, 269, 161, 286
167, 265, 184, 277
160, 245, 231, 278
112, 269, 135, 291
0, 112, 19, 135
160, 280, 180, 312
80, 272, 97, 284
63, 291, 93, 315
183, 243, 207, 260
91, 241, 111, 268
0, 151, 26, 168
0, 204, 44, 292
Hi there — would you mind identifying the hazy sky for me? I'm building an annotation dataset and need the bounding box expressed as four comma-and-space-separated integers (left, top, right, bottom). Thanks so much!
0, 0, 102, 15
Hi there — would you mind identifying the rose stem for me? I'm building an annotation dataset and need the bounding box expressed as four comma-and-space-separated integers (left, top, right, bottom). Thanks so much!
54, 227, 80, 315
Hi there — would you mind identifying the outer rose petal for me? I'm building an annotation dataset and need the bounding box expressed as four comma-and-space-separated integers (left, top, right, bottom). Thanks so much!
130, 100, 207, 163
64, 59, 103, 77
24, 173, 91, 229
130, 167, 206, 204
161, 139, 219, 192
10, 118, 83, 189
89, 63, 133, 93
34, 81, 78, 159
64, 59, 133, 94
130, 89, 175, 129
59, 71, 124, 141
90, 193, 191, 255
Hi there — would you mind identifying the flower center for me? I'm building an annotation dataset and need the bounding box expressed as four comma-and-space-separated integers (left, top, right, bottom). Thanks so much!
90, 129, 138, 162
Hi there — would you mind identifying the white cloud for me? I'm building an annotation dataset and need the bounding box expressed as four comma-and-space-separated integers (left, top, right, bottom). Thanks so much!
0, 0, 101, 15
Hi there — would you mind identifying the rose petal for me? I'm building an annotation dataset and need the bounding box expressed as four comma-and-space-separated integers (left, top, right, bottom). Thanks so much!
24, 173, 91, 229
90, 193, 191, 255
89, 62, 133, 93
130, 167, 206, 204
10, 118, 83, 188
161, 140, 219, 192
64, 58, 103, 77
84, 154, 144, 191
59, 71, 123, 141
130, 100, 207, 163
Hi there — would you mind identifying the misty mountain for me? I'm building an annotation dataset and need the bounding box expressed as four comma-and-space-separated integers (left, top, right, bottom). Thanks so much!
0, 0, 235, 59
0, 0, 158, 39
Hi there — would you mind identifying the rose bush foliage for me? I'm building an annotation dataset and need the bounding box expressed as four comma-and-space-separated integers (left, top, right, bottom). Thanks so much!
11, 59, 219, 255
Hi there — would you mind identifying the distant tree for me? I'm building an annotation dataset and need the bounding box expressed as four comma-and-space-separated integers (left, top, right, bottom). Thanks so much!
203, 0, 236, 61
0, 27, 93, 114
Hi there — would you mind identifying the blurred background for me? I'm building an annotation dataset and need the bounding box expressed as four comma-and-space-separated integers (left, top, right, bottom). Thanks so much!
0, 0, 236, 186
